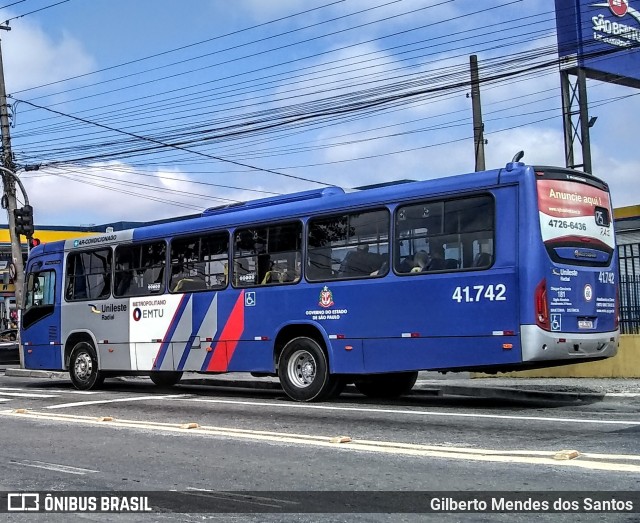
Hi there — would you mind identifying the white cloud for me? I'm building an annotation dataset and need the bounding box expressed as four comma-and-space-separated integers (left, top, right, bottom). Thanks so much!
20, 163, 216, 226
3, 22, 95, 94
234, 0, 309, 21
3, 0, 639, 230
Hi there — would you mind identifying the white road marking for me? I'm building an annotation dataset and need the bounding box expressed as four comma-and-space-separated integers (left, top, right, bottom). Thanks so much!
16, 459, 99, 475
167, 397, 640, 426
3, 409, 640, 473
28, 389, 102, 395
0, 387, 101, 395
0, 391, 58, 398
44, 394, 192, 410
185, 488, 299, 508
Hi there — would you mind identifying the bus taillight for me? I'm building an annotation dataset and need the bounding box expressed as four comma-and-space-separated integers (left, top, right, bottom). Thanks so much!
535, 279, 549, 330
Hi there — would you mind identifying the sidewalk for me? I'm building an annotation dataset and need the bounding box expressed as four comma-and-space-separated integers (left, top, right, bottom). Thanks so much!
4, 366, 640, 403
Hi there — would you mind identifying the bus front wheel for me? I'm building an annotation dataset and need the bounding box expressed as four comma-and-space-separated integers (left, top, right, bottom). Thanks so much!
69, 342, 104, 390
278, 337, 339, 402
354, 371, 418, 399
149, 371, 183, 387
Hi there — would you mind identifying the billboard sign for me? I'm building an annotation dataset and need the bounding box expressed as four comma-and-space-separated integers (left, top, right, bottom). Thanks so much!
555, 0, 640, 87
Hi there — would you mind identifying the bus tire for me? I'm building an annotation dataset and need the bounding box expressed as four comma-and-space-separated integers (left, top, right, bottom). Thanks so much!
69, 342, 104, 390
278, 336, 338, 402
354, 371, 418, 399
149, 371, 183, 387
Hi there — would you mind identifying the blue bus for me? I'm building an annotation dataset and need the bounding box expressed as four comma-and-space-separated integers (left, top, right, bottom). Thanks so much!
20, 159, 619, 401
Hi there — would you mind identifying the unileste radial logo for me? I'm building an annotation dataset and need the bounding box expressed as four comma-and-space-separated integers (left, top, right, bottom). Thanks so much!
609, 0, 628, 17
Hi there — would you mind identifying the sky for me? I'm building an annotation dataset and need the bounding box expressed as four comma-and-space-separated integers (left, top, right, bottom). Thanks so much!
1, 0, 639, 227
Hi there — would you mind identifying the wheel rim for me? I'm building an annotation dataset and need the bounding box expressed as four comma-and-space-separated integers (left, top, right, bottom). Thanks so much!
74, 351, 93, 382
287, 349, 317, 388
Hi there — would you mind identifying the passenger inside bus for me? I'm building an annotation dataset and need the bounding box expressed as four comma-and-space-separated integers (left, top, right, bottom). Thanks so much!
261, 260, 281, 284
339, 244, 384, 277
397, 254, 417, 273
425, 248, 445, 271
473, 251, 493, 268
410, 251, 429, 272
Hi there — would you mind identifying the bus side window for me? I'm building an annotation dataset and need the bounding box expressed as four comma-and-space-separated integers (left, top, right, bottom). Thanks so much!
169, 232, 229, 293
141, 242, 166, 293
307, 209, 389, 281
65, 248, 112, 301
395, 196, 494, 274
114, 246, 135, 297
233, 222, 302, 288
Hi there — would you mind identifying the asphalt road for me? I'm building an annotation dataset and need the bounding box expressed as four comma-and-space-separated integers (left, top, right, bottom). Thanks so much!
1, 370, 639, 522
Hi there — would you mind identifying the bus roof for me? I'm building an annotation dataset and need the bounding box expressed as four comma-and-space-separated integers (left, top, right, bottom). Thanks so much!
34, 161, 598, 253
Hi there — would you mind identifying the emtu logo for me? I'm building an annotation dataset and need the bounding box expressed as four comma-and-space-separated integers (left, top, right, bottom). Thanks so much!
609, 0, 629, 17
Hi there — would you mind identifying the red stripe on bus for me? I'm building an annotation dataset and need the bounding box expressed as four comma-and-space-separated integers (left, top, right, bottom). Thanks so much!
207, 291, 245, 372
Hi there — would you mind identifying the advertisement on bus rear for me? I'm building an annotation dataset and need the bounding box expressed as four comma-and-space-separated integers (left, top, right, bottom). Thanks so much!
537, 178, 614, 253
537, 177, 616, 332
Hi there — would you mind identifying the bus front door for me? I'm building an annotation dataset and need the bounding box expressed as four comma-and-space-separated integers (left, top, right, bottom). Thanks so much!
22, 255, 63, 370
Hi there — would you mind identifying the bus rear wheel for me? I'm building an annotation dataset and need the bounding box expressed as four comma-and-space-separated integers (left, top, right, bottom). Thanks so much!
149, 371, 183, 387
278, 337, 339, 402
354, 371, 418, 399
69, 342, 104, 390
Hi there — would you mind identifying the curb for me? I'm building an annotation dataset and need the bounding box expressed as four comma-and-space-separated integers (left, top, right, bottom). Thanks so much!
423, 383, 605, 403
5, 368, 67, 379
4, 367, 631, 402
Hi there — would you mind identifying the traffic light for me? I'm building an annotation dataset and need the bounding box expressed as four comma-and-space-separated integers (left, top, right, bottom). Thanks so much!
28, 237, 41, 249
13, 205, 34, 237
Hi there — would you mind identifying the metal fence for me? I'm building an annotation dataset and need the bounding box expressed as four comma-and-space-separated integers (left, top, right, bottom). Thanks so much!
619, 242, 640, 334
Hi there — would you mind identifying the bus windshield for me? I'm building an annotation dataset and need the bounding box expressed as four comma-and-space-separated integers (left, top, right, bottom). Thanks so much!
537, 172, 614, 265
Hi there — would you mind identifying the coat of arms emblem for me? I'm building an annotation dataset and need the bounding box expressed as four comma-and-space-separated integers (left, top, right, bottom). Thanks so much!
319, 286, 334, 308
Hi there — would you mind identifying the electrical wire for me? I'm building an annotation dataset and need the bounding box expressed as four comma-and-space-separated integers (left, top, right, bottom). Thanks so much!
3, 0, 70, 24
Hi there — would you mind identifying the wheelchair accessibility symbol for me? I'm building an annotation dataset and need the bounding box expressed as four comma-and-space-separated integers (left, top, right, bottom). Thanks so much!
245, 292, 256, 307
551, 314, 561, 331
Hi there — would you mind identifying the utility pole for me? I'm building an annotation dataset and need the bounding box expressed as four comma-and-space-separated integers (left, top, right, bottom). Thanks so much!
560, 68, 594, 174
0, 24, 26, 309
470, 55, 486, 172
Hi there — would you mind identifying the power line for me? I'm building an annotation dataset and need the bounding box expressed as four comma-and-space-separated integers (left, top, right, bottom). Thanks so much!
10, 0, 633, 212
14, 97, 335, 186
3, 0, 70, 24
0, 0, 28, 10
12, 0, 347, 95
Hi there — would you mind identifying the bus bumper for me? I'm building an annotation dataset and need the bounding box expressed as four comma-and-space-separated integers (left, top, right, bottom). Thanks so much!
520, 325, 619, 362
